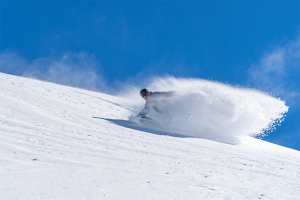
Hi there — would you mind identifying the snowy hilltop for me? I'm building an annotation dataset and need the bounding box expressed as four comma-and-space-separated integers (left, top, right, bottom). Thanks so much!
0, 72, 299, 200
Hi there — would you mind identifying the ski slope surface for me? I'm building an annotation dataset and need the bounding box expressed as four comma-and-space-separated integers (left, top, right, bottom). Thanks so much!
0, 72, 299, 200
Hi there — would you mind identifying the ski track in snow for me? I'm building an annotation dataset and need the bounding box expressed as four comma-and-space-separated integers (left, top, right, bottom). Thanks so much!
0, 72, 299, 200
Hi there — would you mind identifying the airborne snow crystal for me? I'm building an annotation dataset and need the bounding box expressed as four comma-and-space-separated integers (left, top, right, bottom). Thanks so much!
129, 77, 288, 143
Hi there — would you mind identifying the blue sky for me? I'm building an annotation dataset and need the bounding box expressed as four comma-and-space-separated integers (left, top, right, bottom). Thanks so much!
1, 0, 300, 149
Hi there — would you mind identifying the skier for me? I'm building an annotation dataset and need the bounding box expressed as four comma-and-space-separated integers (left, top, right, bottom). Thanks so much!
138, 88, 173, 118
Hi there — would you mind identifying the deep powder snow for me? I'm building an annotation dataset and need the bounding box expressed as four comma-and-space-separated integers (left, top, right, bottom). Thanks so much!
128, 77, 288, 143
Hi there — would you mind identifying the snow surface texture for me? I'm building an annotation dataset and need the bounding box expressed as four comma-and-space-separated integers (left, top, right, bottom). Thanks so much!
129, 77, 288, 144
0, 72, 299, 200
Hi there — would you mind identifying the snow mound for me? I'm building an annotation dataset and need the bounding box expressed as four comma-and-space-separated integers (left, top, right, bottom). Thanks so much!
129, 77, 288, 143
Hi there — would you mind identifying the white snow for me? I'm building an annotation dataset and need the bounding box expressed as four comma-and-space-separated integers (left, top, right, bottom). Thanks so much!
127, 77, 288, 144
0, 72, 299, 200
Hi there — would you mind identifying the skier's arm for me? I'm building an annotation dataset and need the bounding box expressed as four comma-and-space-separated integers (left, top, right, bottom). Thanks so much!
151, 91, 174, 98
137, 101, 150, 117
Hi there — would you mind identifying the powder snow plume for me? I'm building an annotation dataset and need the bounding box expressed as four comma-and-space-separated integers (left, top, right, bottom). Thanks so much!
127, 77, 288, 144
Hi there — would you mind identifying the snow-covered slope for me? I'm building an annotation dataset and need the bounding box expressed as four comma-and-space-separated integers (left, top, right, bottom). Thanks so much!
0, 72, 299, 200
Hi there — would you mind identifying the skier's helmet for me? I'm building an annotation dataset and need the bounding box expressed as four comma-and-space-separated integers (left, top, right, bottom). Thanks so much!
140, 88, 149, 98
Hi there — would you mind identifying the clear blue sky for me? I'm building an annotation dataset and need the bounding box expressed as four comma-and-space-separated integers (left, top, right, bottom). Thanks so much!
1, 0, 300, 150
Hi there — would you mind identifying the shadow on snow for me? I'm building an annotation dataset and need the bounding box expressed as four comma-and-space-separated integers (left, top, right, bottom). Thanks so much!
93, 117, 239, 145
93, 117, 189, 138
